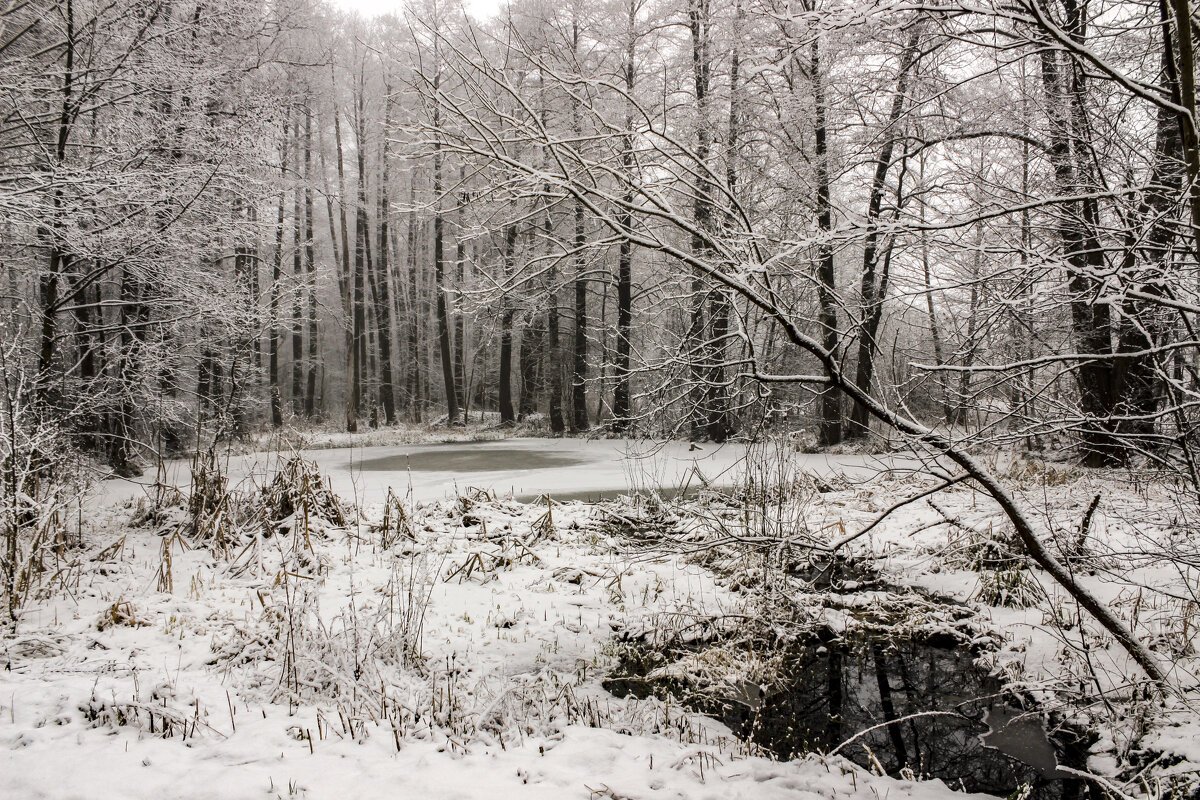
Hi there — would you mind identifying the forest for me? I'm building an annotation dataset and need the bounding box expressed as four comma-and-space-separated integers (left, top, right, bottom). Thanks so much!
4, 0, 1200, 796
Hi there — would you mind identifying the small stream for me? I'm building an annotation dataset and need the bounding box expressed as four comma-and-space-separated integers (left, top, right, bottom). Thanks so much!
605, 630, 1090, 798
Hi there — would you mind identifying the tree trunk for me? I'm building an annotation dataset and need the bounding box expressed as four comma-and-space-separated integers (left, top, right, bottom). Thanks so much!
348, 83, 370, 434
332, 86, 356, 430
37, 0, 75, 396
110, 266, 145, 476
952, 211, 984, 426
454, 171, 467, 411
432, 70, 459, 426
519, 309, 545, 420
569, 20, 590, 432
571, 198, 589, 431
612, 3, 637, 432
291, 116, 304, 417
374, 86, 396, 424
686, 0, 724, 440
498, 224, 518, 425
538, 72, 565, 434
405, 176, 423, 423
268, 116, 289, 429
1039, 45, 1117, 464
304, 108, 319, 417
705, 0, 745, 445
811, 37, 842, 447
846, 28, 921, 439
547, 219, 565, 434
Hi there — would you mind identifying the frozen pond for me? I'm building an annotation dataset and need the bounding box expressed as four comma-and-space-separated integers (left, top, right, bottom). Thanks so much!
355, 446, 588, 474
100, 437, 916, 507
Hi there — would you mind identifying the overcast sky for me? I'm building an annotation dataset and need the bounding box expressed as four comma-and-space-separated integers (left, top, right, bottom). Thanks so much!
332, 0, 502, 20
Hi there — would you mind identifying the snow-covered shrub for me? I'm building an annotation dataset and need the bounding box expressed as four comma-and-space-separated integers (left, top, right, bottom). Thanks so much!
973, 566, 1040, 609
261, 455, 348, 531
164, 453, 349, 567
370, 488, 416, 549
180, 450, 258, 551
1, 341, 88, 623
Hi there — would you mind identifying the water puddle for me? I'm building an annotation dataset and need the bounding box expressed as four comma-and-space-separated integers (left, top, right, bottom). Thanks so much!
354, 446, 588, 474
604, 630, 1087, 798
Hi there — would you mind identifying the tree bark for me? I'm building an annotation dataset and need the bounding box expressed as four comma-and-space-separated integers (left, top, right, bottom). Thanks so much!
432, 69, 460, 426
291, 116, 304, 417
374, 86, 396, 424
498, 224, 518, 425
37, 0, 75, 394
569, 20, 590, 432
611, 0, 638, 432
811, 36, 842, 447
268, 116, 289, 429
686, 0, 714, 441
405, 175, 423, 423
846, 28, 920, 439
304, 108, 319, 417
454, 173, 467, 411
348, 81, 370, 433
1039, 41, 1117, 464
519, 308, 545, 420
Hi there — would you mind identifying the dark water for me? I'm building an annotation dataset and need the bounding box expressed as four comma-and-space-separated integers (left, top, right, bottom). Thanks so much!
354, 446, 587, 473
605, 632, 1088, 798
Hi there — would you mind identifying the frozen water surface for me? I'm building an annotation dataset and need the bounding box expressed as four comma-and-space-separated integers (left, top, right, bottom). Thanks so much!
99, 437, 914, 506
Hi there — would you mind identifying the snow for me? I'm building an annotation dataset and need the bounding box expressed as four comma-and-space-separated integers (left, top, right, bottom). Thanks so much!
97, 437, 902, 506
1, 719, 983, 800
6, 438, 1199, 797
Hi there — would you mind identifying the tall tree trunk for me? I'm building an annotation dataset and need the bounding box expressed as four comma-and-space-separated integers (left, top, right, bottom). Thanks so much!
374, 85, 396, 424
37, 0, 75, 394
73, 280, 105, 447
317, 103, 346, 329
921, 230, 949, 422
246, 203, 261, 380
953, 221, 983, 425
73, 274, 97, 383
331, 73, 356, 430
570, 20, 590, 432
268, 116, 289, 429
1169, 0, 1200, 253
547, 214, 565, 434
405, 176, 423, 422
811, 35, 842, 447
498, 224, 518, 425
846, 28, 921, 439
704, 0, 743, 445
110, 267, 145, 476
518, 308, 544, 420
454, 169, 467, 411
1039, 41, 1117, 464
571, 199, 589, 431
1111, 4, 1186, 444
304, 108, 319, 417
432, 70, 460, 426
348, 79, 370, 433
612, 0, 637, 432
537, 71, 565, 434
291, 117, 304, 416
686, 0, 723, 440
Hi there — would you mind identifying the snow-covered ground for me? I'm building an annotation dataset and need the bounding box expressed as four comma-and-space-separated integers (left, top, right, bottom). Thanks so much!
4, 438, 1198, 798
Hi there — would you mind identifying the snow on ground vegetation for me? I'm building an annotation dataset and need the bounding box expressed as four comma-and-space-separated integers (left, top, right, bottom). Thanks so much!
3, 438, 1199, 799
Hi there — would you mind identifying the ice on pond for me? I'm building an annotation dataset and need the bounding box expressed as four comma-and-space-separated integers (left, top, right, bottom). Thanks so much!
355, 445, 588, 473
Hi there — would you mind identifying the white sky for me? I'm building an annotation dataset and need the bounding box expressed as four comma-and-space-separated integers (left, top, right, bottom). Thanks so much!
331, 0, 503, 20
